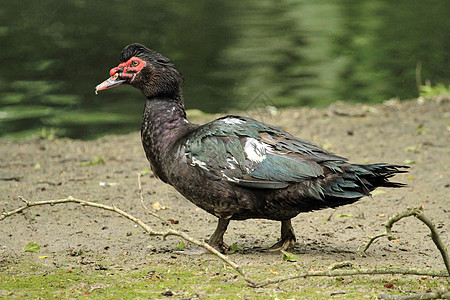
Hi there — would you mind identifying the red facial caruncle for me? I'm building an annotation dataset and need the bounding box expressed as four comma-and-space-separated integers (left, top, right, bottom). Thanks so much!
109, 57, 146, 83
95, 57, 146, 93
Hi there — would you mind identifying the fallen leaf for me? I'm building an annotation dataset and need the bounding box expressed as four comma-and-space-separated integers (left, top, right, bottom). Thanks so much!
141, 168, 151, 175
281, 250, 297, 262
99, 181, 119, 187
229, 243, 242, 254
177, 241, 186, 250
416, 123, 428, 135
384, 282, 395, 289
364, 106, 379, 114
405, 145, 421, 153
25, 242, 41, 253
339, 214, 354, 218
269, 269, 278, 275
371, 190, 386, 196
322, 142, 333, 151
152, 201, 165, 210
80, 156, 105, 167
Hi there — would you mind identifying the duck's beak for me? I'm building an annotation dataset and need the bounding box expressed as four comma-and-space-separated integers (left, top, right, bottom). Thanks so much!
95, 74, 126, 94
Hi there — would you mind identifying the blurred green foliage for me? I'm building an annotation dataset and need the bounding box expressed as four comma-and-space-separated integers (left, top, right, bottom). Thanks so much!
420, 84, 450, 98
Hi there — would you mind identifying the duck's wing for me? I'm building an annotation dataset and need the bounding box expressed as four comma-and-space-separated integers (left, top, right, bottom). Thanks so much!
180, 115, 347, 189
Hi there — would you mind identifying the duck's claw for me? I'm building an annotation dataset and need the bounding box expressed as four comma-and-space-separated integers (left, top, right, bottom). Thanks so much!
208, 241, 229, 253
267, 236, 296, 252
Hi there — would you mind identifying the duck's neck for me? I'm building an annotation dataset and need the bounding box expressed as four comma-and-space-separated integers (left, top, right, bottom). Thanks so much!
141, 97, 192, 181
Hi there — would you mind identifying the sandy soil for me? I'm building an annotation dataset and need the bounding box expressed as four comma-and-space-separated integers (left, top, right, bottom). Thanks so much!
1, 97, 449, 277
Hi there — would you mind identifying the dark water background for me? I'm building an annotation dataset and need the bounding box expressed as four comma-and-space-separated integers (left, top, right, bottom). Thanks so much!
0, 0, 448, 139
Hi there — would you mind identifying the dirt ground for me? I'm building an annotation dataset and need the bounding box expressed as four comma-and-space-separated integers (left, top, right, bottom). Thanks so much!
0, 97, 449, 296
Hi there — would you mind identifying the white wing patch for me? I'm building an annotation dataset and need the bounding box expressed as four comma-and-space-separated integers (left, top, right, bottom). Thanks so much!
226, 157, 238, 169
222, 118, 245, 125
191, 156, 209, 171
221, 172, 239, 182
244, 138, 272, 163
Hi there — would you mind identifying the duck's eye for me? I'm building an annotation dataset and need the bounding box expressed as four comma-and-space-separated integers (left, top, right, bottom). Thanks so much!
131, 60, 139, 67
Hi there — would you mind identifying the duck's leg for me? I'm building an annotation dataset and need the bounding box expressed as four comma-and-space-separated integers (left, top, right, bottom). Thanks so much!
268, 219, 296, 251
208, 218, 230, 252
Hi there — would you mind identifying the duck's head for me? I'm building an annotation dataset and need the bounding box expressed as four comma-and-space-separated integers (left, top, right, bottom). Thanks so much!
96, 43, 183, 99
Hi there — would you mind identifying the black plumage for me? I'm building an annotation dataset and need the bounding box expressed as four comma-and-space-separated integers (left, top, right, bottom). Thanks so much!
96, 43, 408, 251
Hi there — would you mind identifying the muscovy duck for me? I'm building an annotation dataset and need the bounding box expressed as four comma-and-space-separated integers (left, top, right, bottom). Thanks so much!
96, 43, 408, 251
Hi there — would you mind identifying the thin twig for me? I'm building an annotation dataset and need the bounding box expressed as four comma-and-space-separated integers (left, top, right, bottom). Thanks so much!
137, 172, 172, 227
363, 207, 423, 252
362, 232, 388, 252
380, 288, 449, 300
362, 206, 449, 278
415, 212, 450, 276
13, 196, 166, 236
255, 267, 449, 288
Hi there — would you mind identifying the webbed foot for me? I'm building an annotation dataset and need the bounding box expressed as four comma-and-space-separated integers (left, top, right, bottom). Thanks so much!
267, 236, 296, 251
267, 219, 296, 252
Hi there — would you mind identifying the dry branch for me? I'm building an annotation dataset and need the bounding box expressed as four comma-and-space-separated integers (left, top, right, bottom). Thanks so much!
136, 172, 172, 227
362, 206, 450, 277
380, 287, 450, 300
255, 266, 448, 288
415, 211, 450, 276
363, 207, 422, 251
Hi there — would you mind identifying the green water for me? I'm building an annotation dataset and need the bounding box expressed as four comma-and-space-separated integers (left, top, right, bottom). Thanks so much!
0, 0, 448, 139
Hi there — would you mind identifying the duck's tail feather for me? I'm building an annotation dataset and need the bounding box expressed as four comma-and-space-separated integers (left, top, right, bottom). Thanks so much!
353, 163, 409, 189
317, 163, 408, 208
